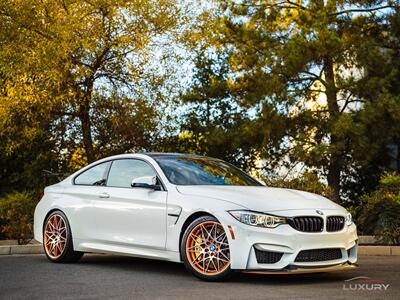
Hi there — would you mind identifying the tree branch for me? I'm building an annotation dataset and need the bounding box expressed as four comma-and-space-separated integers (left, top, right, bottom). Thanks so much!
332, 5, 396, 16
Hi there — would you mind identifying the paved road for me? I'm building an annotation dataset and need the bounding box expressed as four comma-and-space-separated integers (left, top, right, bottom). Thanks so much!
0, 255, 398, 299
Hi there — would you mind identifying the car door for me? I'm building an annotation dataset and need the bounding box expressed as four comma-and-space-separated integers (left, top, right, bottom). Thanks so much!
92, 158, 167, 249
63, 160, 111, 241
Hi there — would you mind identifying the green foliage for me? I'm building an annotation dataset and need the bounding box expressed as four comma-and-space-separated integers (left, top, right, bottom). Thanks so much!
0, 130, 60, 196
189, 0, 400, 203
177, 51, 263, 171
0, 191, 38, 244
0, 0, 183, 164
357, 173, 400, 244
264, 171, 334, 200
0, 1, 399, 240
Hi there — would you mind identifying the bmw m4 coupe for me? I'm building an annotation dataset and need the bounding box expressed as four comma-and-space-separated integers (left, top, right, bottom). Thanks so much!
34, 153, 358, 281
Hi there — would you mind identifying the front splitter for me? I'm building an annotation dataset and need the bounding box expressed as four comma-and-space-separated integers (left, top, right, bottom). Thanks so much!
242, 262, 358, 275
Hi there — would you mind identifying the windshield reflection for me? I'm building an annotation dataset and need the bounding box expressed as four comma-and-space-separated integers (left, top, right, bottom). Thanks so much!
154, 156, 262, 186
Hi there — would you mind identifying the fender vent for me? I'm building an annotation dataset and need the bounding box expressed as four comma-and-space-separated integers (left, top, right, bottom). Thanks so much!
254, 248, 283, 264
295, 248, 342, 262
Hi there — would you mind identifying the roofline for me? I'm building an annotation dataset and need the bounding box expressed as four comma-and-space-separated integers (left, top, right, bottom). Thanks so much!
141, 152, 212, 159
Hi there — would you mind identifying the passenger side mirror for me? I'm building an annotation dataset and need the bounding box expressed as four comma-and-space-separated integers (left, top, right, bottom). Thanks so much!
131, 176, 161, 191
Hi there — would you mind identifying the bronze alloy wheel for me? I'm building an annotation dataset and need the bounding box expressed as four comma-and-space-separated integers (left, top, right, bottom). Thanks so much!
44, 213, 67, 259
43, 211, 84, 263
185, 220, 230, 276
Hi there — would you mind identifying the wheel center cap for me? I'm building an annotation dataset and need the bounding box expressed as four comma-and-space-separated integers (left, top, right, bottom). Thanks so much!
209, 245, 216, 252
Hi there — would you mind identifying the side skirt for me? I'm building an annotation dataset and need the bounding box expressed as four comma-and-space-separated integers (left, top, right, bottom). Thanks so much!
74, 239, 181, 263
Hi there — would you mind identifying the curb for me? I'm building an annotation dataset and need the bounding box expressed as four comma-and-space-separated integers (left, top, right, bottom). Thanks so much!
358, 246, 400, 256
0, 245, 44, 255
0, 245, 399, 256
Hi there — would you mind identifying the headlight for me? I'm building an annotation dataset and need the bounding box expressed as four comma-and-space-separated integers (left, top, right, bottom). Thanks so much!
228, 210, 286, 228
345, 212, 353, 226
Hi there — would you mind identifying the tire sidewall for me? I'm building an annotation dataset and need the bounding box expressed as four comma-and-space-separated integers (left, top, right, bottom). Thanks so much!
181, 215, 233, 281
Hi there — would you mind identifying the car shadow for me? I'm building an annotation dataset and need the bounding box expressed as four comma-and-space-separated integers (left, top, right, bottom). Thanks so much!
78, 254, 357, 285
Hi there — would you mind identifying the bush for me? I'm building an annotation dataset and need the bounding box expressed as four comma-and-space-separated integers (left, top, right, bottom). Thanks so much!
357, 173, 400, 245
0, 191, 38, 244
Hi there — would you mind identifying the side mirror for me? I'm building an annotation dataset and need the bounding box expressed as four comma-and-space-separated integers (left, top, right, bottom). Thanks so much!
131, 176, 161, 191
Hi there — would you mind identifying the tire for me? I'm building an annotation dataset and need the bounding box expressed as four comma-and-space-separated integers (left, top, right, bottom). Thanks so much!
181, 215, 233, 281
43, 210, 84, 263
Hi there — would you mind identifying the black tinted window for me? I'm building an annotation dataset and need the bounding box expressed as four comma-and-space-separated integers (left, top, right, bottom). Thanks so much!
74, 161, 110, 185
107, 159, 156, 188
154, 156, 261, 186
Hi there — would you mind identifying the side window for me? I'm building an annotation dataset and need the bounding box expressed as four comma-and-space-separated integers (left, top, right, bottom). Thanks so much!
107, 159, 156, 188
74, 162, 110, 185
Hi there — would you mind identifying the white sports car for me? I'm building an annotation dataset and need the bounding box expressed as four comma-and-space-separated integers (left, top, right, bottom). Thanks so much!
34, 153, 358, 281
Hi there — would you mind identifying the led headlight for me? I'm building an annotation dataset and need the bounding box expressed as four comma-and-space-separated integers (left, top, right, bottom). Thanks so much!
228, 210, 286, 228
345, 212, 353, 226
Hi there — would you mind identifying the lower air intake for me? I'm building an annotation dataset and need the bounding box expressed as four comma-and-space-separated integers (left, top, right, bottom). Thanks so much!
295, 248, 342, 262
254, 248, 283, 264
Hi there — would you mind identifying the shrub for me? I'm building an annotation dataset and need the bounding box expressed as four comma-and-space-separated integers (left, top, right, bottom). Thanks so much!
357, 173, 400, 245
0, 191, 38, 244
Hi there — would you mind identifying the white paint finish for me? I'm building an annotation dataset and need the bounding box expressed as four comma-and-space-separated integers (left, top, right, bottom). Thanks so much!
91, 186, 167, 249
176, 185, 343, 212
34, 153, 358, 272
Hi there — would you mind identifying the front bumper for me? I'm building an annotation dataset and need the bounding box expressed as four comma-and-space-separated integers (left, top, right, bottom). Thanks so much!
217, 210, 358, 272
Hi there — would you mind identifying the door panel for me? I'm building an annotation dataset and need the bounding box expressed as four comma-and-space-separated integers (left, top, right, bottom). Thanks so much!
61, 185, 106, 240
92, 159, 167, 249
63, 161, 111, 240
92, 187, 167, 249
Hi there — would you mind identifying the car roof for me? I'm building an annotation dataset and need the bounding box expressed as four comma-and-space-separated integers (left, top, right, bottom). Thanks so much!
142, 152, 211, 159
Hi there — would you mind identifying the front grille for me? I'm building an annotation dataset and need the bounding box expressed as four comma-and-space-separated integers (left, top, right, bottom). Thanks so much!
289, 216, 323, 232
295, 248, 342, 262
254, 248, 283, 264
326, 216, 345, 232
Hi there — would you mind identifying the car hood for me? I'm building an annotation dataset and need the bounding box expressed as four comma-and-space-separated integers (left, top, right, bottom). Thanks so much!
176, 185, 343, 212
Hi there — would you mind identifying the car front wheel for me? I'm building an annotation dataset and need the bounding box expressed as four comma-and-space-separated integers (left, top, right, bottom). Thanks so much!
181, 216, 233, 281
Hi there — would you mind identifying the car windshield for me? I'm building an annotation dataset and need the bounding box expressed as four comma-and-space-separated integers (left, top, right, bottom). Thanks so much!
153, 156, 262, 186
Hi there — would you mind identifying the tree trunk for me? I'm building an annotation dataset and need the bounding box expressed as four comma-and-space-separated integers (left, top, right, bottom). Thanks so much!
324, 57, 341, 202
79, 78, 95, 163
327, 151, 341, 202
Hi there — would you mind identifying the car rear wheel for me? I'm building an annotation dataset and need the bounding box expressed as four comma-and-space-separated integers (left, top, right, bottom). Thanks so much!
43, 211, 83, 263
181, 216, 233, 281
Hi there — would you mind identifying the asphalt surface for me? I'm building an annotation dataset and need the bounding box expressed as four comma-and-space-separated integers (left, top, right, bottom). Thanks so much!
0, 255, 398, 300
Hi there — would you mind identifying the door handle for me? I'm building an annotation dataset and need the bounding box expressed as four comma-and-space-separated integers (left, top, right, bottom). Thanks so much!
98, 192, 110, 199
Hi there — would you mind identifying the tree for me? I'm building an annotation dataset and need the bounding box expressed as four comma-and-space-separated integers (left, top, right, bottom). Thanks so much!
176, 51, 262, 170
196, 0, 399, 202
0, 0, 181, 164
357, 173, 400, 244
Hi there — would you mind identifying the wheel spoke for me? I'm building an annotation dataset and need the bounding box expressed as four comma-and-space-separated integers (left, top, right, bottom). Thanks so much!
48, 222, 55, 231
57, 242, 63, 253
205, 258, 212, 271
218, 257, 229, 263
210, 257, 218, 271
220, 251, 230, 261
200, 225, 209, 241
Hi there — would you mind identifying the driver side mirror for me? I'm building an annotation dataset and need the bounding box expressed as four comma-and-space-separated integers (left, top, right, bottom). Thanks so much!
131, 176, 161, 191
